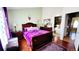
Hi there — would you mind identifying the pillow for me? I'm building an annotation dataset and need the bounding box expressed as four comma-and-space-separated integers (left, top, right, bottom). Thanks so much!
24, 27, 39, 31
31, 27, 39, 31
24, 27, 31, 31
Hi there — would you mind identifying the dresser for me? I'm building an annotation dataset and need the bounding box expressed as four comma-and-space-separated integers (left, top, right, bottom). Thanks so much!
11, 31, 23, 40
40, 27, 52, 32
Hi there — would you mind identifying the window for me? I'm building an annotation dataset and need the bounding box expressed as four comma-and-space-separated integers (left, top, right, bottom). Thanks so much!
73, 20, 78, 28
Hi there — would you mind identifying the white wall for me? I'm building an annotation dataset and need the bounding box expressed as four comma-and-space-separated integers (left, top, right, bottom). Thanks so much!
60, 14, 66, 40
63, 7, 79, 14
42, 7, 63, 31
42, 7, 63, 18
7, 7, 42, 31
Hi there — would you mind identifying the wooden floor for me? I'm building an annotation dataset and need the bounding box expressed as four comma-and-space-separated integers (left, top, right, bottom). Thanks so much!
18, 36, 75, 51
53, 36, 75, 51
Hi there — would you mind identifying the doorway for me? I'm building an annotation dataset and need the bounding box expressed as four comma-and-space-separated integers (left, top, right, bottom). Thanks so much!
66, 12, 79, 40
54, 16, 61, 41
54, 16, 61, 28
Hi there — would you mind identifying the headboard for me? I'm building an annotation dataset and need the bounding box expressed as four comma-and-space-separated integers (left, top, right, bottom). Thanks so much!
22, 23, 37, 31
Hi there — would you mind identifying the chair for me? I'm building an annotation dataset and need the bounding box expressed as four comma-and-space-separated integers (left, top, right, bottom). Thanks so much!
6, 37, 19, 51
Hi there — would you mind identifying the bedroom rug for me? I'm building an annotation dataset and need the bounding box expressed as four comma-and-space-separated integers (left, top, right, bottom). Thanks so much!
37, 42, 67, 51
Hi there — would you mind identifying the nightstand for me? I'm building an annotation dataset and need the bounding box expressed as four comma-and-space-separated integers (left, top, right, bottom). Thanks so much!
11, 31, 23, 40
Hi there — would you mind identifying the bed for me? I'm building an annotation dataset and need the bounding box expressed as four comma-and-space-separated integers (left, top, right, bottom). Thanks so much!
22, 23, 53, 51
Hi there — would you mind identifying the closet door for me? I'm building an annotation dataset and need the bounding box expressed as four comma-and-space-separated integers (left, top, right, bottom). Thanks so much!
0, 7, 9, 50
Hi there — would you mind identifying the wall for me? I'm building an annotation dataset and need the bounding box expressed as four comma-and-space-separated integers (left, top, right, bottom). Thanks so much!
42, 7, 63, 18
7, 7, 42, 31
42, 7, 63, 31
63, 7, 79, 14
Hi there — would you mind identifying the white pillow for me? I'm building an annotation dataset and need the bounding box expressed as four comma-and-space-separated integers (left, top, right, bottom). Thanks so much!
24, 27, 39, 31
31, 27, 39, 30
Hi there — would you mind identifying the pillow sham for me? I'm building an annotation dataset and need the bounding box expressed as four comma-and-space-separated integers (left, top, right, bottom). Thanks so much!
24, 27, 39, 31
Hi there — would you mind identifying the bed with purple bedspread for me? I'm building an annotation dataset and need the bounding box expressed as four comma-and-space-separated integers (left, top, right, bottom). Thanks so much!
22, 23, 52, 50
23, 30, 52, 50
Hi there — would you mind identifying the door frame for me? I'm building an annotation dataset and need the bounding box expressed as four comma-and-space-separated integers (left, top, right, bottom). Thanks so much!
65, 12, 79, 37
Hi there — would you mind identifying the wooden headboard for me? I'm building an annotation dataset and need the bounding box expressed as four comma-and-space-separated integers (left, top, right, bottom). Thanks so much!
22, 23, 37, 31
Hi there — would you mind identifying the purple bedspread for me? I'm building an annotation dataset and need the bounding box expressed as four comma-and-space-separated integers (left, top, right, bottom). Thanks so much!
23, 30, 49, 47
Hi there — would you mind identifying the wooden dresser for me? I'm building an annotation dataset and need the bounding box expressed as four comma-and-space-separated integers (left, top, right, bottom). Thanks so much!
11, 31, 23, 40
40, 27, 52, 32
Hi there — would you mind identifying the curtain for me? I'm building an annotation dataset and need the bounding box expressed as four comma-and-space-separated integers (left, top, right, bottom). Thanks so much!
0, 7, 10, 50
